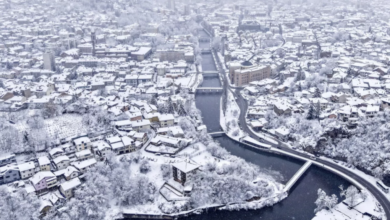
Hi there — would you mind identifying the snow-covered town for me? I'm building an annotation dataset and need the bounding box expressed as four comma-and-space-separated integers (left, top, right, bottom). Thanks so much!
1, 0, 390, 220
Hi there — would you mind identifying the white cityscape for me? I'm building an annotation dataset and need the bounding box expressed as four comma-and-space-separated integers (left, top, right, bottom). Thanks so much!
0, 0, 389, 220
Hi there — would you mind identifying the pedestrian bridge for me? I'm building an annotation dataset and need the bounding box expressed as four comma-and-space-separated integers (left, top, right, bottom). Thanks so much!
199, 38, 210, 42
284, 161, 312, 192
208, 131, 225, 137
201, 49, 212, 54
202, 71, 219, 76
196, 87, 223, 94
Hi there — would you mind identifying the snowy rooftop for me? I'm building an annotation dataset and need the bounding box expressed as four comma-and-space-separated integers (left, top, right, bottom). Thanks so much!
60, 177, 81, 191
73, 137, 91, 145
172, 161, 200, 173
72, 158, 97, 170
38, 156, 50, 166
53, 155, 70, 164
18, 161, 35, 172
30, 171, 55, 185
75, 149, 92, 158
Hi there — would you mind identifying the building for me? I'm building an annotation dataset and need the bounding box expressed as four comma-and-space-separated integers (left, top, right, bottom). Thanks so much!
137, 74, 153, 85
71, 158, 97, 173
231, 61, 272, 87
43, 52, 56, 71
131, 47, 152, 61
167, 0, 175, 10
131, 120, 151, 132
18, 162, 36, 179
75, 149, 94, 161
54, 166, 80, 181
240, 20, 261, 31
38, 156, 51, 171
133, 132, 149, 144
49, 148, 64, 159
155, 50, 185, 62
73, 136, 92, 152
158, 114, 175, 127
93, 140, 112, 158
30, 171, 58, 193
0, 154, 16, 167
0, 165, 20, 185
172, 160, 200, 185
150, 135, 184, 148
125, 74, 139, 86
60, 177, 81, 199
106, 136, 135, 155
126, 111, 143, 121
53, 155, 70, 171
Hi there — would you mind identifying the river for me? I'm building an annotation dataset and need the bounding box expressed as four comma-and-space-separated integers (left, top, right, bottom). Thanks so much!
183, 30, 351, 220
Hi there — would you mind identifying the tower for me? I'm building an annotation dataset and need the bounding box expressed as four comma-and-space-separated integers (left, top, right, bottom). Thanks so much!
91, 31, 96, 57
167, 0, 175, 10
43, 52, 55, 71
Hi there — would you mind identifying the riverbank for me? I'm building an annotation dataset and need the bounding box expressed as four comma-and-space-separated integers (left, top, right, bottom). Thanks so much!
184, 29, 387, 220
220, 89, 246, 140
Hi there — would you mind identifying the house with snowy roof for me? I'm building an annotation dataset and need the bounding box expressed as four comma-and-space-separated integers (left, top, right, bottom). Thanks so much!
18, 161, 36, 179
38, 156, 51, 172
53, 155, 70, 171
0, 154, 16, 167
92, 140, 112, 158
71, 158, 97, 173
130, 120, 151, 132
73, 136, 92, 152
363, 105, 380, 118
273, 101, 292, 116
30, 171, 58, 193
75, 149, 94, 161
49, 147, 64, 159
0, 164, 20, 185
132, 132, 149, 144
54, 166, 80, 181
106, 136, 135, 155
60, 177, 81, 199
40, 191, 65, 207
150, 135, 187, 148
172, 160, 200, 185
158, 114, 175, 127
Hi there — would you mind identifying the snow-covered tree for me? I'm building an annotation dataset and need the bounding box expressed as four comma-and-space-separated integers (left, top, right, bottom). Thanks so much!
314, 188, 338, 213
314, 188, 327, 213
307, 104, 317, 120
0, 187, 41, 220
313, 87, 321, 98
341, 186, 359, 208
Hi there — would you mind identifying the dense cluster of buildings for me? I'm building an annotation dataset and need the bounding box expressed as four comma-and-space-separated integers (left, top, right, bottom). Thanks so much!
200, 1, 390, 131
0, 0, 206, 215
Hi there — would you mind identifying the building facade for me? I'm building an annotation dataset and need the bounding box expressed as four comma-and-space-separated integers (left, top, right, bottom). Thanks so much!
230, 61, 272, 86
43, 52, 56, 71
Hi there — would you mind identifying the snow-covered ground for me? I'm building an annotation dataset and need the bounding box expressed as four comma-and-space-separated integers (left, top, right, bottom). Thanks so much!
11, 114, 92, 153
314, 193, 385, 220
116, 139, 285, 216
220, 89, 246, 140
14, 114, 88, 141
174, 72, 198, 89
